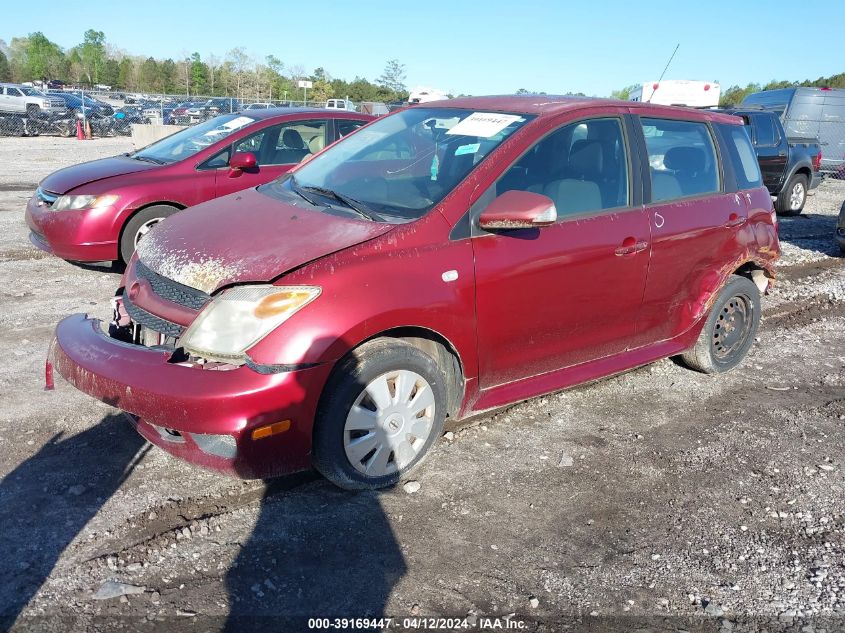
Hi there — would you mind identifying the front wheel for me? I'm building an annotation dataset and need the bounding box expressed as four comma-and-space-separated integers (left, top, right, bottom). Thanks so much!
313, 339, 447, 490
776, 173, 808, 216
119, 205, 179, 264
679, 275, 761, 374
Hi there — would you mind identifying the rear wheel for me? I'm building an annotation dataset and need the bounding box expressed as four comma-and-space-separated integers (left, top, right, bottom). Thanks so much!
680, 275, 761, 374
119, 205, 179, 264
313, 339, 447, 490
776, 173, 808, 215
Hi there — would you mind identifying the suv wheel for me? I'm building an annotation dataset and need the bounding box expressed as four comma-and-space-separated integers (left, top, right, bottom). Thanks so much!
313, 339, 447, 490
25, 104, 40, 120
119, 205, 178, 263
776, 173, 808, 216
680, 275, 761, 374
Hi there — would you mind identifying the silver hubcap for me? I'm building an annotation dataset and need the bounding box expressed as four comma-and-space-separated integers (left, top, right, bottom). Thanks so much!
344, 369, 436, 477
789, 182, 805, 210
134, 218, 163, 246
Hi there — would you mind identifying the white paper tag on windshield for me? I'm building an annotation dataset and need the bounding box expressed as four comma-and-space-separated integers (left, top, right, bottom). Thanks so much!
446, 112, 522, 137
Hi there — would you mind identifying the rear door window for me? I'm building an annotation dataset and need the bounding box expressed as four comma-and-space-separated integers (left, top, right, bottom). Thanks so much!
752, 114, 779, 146
640, 118, 720, 202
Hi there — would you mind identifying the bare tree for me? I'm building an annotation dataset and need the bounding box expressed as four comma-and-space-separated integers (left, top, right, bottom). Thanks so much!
179, 49, 190, 97
206, 53, 219, 95
226, 47, 251, 100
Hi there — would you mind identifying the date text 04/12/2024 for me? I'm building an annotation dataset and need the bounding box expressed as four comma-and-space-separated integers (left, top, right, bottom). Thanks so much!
307, 616, 528, 629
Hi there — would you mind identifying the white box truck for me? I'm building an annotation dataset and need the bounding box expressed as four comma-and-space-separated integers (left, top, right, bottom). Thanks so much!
629, 80, 720, 108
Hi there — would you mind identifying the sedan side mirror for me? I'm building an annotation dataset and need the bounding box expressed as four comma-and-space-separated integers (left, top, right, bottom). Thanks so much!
478, 190, 557, 230
229, 151, 257, 176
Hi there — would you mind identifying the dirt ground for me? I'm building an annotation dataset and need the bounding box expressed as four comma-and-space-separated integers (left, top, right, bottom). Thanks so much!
1, 136, 845, 632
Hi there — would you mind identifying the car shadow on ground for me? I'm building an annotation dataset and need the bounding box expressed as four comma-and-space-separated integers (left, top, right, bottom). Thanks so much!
223, 483, 406, 630
776, 211, 843, 258
224, 336, 407, 630
0, 413, 147, 628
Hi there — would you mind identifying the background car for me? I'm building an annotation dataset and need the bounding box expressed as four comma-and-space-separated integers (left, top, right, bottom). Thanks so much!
0, 83, 66, 118
26, 108, 373, 263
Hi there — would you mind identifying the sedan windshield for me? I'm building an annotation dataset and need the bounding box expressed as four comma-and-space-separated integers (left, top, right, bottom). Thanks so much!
133, 114, 256, 164
260, 107, 533, 221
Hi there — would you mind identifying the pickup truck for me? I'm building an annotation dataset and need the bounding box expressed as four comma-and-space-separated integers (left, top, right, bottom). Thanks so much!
0, 83, 66, 118
721, 108, 822, 215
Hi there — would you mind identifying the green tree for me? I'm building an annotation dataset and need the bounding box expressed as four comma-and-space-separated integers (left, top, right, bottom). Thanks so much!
77, 29, 106, 85
160, 58, 177, 94
0, 51, 11, 82
610, 84, 639, 100
377, 59, 406, 97
117, 57, 133, 89
190, 52, 207, 94
101, 58, 119, 88
9, 32, 65, 81
138, 57, 159, 92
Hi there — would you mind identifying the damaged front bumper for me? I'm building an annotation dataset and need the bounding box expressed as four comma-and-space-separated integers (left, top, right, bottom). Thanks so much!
48, 314, 332, 478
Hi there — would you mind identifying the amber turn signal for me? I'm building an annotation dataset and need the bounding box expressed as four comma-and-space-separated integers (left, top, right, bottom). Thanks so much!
251, 420, 292, 440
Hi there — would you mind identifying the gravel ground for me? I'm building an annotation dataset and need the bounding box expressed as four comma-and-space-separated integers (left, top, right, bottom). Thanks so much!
0, 136, 844, 632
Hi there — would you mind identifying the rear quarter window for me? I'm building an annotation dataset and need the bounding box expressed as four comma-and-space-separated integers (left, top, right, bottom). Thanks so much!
717, 123, 762, 190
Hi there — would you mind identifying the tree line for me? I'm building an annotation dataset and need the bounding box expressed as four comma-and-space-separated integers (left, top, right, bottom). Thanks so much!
0, 30, 409, 103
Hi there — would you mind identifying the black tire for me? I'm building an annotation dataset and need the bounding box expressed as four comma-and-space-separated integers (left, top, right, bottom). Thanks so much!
775, 172, 808, 216
313, 338, 447, 491
25, 104, 40, 120
119, 205, 179, 264
680, 275, 761, 374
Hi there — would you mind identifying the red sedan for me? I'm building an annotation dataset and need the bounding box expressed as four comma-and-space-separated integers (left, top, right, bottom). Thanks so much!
26, 108, 373, 263
48, 96, 779, 489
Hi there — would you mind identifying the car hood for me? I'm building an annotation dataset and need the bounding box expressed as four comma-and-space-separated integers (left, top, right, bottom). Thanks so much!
39, 155, 160, 195
135, 187, 395, 294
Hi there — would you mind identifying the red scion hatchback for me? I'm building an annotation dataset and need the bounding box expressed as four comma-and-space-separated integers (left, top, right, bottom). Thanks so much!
48, 96, 779, 490
26, 108, 373, 264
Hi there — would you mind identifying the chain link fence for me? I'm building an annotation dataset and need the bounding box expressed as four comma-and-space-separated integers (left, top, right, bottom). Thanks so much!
0, 87, 351, 140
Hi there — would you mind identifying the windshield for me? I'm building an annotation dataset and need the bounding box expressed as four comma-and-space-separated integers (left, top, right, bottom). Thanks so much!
20, 87, 44, 97
134, 114, 256, 164
260, 107, 532, 221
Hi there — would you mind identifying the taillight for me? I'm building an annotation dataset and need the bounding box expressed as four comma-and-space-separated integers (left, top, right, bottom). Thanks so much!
813, 150, 822, 171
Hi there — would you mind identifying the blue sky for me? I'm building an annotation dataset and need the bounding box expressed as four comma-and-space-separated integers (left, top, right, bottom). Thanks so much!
3, 0, 844, 96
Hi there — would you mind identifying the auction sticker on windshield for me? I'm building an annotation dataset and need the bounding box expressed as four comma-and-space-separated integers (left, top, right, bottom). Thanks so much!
447, 112, 523, 138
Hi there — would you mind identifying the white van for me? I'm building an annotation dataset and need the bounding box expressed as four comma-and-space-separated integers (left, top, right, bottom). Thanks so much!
629, 80, 720, 108
325, 99, 356, 111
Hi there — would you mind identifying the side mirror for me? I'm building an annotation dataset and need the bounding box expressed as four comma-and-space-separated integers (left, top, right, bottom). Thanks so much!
478, 190, 557, 230
229, 151, 257, 177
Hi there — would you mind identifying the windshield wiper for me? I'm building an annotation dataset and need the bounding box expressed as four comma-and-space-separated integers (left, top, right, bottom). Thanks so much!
299, 184, 384, 222
132, 155, 166, 165
289, 177, 324, 207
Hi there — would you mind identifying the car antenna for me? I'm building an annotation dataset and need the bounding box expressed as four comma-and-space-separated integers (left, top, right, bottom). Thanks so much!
647, 43, 680, 103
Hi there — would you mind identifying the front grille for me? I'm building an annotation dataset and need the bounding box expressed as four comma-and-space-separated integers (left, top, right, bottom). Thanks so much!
123, 293, 185, 338
135, 260, 210, 310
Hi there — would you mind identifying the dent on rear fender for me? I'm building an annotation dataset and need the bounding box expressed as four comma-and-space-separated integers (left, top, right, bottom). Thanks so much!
690, 254, 776, 323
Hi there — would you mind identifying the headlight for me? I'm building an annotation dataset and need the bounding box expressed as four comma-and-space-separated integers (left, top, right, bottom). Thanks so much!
52, 194, 119, 211
181, 285, 321, 362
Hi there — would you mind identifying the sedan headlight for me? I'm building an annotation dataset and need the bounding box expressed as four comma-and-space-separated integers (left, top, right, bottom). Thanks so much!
52, 194, 119, 211
181, 285, 321, 362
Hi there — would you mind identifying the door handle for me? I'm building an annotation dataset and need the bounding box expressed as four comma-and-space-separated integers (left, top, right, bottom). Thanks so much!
615, 238, 648, 256
725, 213, 747, 228
778, 151, 786, 157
